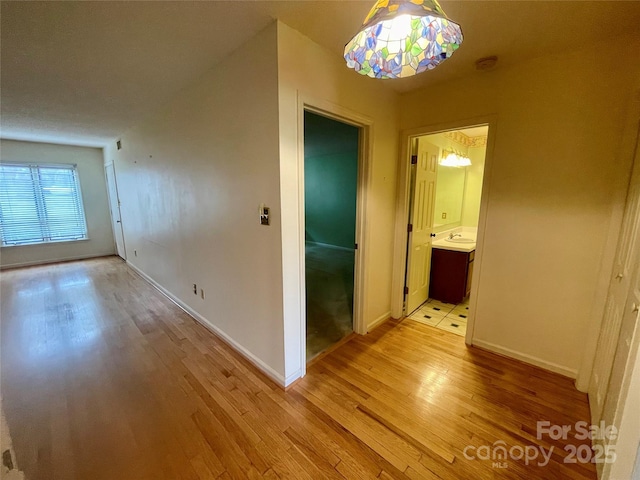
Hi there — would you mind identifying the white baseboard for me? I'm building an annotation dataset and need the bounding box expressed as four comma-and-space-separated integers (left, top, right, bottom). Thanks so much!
472, 339, 578, 379
125, 261, 287, 387
284, 370, 303, 387
305, 241, 354, 252
367, 311, 392, 332
0, 252, 116, 270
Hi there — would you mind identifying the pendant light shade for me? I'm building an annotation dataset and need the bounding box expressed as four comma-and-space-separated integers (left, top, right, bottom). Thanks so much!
344, 0, 463, 79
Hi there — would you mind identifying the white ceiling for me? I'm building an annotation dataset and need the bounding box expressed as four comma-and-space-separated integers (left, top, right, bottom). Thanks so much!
2, 1, 639, 147
457, 126, 488, 138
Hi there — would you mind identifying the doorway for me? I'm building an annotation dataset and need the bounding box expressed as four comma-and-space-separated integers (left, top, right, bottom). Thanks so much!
401, 124, 490, 338
304, 111, 359, 361
104, 162, 126, 259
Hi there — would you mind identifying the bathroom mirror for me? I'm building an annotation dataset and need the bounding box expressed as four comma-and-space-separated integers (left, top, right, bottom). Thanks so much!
433, 164, 466, 232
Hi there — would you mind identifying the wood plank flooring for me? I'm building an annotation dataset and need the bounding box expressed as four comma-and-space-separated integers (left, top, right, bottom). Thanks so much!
0, 257, 596, 480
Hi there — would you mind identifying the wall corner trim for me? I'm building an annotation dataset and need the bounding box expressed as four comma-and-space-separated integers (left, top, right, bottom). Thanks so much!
472, 339, 578, 379
284, 370, 303, 388
125, 261, 287, 388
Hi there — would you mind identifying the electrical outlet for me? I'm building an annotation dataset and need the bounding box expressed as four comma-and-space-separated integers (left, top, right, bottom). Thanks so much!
442, 212, 447, 219
193, 284, 197, 295
200, 288, 205, 300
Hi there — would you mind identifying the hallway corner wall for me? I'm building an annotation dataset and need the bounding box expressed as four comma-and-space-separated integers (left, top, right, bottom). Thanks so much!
277, 21, 400, 382
108, 22, 287, 383
400, 35, 640, 377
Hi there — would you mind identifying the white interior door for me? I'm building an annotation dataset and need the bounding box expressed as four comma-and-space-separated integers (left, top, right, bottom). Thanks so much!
405, 139, 438, 315
589, 126, 640, 424
600, 257, 640, 480
593, 127, 640, 480
105, 163, 126, 259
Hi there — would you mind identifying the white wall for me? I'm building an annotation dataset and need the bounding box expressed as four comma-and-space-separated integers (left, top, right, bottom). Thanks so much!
461, 145, 486, 227
0, 139, 114, 268
419, 132, 466, 228
400, 36, 640, 377
433, 164, 465, 227
105, 23, 287, 383
276, 22, 400, 382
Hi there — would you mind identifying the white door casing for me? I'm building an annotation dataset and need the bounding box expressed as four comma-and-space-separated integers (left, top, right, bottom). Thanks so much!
293, 95, 373, 382
405, 139, 438, 315
105, 162, 126, 259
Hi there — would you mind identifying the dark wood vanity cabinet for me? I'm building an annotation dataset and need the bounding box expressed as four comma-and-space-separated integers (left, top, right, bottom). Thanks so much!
429, 248, 475, 304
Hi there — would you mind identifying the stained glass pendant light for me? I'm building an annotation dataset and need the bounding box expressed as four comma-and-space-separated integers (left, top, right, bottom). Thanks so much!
344, 0, 463, 79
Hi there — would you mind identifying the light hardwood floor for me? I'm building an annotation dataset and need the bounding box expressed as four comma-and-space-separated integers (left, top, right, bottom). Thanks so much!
0, 257, 596, 480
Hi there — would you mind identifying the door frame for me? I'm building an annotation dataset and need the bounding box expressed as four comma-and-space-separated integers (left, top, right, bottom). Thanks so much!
104, 161, 127, 260
391, 115, 497, 345
296, 94, 373, 376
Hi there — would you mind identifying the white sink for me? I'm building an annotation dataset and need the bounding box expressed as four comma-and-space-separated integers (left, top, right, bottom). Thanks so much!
445, 237, 475, 244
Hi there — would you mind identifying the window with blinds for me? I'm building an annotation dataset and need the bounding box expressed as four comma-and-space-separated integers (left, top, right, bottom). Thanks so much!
0, 164, 88, 246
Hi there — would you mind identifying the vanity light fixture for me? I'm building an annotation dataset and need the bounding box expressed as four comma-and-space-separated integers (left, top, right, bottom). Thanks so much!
440, 151, 471, 167
344, 0, 463, 79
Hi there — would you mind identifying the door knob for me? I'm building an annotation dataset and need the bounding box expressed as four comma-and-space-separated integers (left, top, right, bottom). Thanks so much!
616, 273, 624, 280
633, 303, 639, 314
116, 220, 121, 223
430, 233, 436, 237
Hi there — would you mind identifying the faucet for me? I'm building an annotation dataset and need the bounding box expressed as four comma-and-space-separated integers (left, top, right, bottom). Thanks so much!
448, 232, 462, 240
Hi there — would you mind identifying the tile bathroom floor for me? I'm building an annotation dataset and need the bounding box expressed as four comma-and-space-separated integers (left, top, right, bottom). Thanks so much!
407, 297, 470, 336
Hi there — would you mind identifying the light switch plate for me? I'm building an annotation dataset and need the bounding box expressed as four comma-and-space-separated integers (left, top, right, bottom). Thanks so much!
260, 204, 270, 226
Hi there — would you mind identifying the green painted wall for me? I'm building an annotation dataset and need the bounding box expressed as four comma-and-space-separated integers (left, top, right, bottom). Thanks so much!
304, 112, 358, 249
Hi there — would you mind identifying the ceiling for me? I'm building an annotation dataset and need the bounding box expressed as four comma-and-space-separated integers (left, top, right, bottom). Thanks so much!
2, 1, 639, 147
457, 126, 488, 138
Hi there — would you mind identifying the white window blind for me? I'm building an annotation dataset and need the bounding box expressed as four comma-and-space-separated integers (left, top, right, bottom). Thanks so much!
0, 164, 88, 246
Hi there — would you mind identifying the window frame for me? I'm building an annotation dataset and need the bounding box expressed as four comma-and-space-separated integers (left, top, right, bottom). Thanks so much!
0, 162, 89, 247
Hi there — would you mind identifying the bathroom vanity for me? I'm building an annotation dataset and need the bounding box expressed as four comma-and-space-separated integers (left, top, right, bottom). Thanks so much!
429, 246, 475, 305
